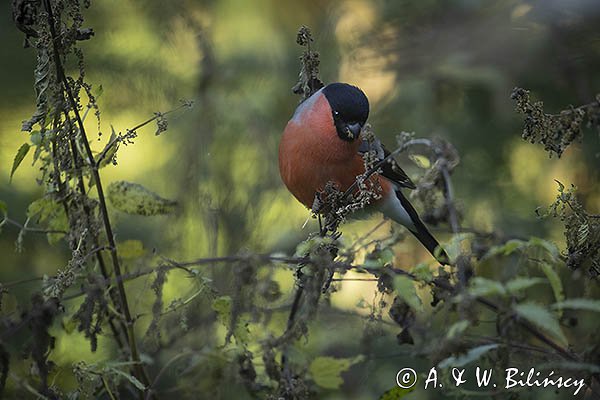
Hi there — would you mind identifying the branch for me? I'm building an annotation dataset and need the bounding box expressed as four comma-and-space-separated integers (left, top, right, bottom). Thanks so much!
0, 216, 67, 235
95, 102, 192, 166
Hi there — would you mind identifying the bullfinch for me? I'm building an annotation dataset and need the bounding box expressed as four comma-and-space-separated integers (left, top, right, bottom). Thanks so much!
279, 82, 449, 265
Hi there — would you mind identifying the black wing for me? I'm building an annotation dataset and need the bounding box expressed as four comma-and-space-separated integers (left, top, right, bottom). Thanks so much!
358, 139, 416, 189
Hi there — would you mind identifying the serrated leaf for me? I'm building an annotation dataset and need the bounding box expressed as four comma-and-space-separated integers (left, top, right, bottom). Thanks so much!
552, 299, 600, 313
118, 240, 145, 259
110, 368, 146, 390
577, 223, 589, 248
438, 344, 498, 368
468, 277, 506, 297
393, 275, 422, 312
309, 355, 364, 390
408, 154, 431, 169
10, 143, 30, 182
107, 181, 177, 216
505, 277, 546, 293
514, 302, 567, 346
22, 49, 50, 131
378, 386, 416, 400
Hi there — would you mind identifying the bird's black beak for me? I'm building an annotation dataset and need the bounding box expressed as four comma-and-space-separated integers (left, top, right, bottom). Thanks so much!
344, 122, 362, 140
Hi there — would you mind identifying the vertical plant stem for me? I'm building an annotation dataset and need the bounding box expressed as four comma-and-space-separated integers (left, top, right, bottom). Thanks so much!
42, 0, 152, 395
63, 112, 128, 350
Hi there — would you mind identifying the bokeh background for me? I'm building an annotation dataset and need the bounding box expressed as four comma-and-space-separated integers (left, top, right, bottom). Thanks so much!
1, 0, 599, 398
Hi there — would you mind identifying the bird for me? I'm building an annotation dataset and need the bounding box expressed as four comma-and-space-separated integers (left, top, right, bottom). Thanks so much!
279, 82, 449, 265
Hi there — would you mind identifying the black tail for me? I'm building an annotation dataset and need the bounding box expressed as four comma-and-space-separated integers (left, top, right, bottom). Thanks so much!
408, 224, 449, 265
396, 191, 449, 265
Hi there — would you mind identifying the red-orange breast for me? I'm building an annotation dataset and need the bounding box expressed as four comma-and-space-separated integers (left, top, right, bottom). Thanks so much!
278, 82, 448, 264
279, 91, 392, 208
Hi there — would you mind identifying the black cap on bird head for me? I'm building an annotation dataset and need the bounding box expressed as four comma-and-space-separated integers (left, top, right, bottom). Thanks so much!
322, 83, 370, 142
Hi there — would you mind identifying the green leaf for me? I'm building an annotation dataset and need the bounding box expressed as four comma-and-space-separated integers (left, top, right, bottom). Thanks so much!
505, 277, 546, 293
468, 277, 506, 297
552, 299, 600, 313
500, 239, 527, 255
438, 344, 498, 368
22, 48, 50, 131
30, 130, 42, 146
539, 263, 564, 310
27, 198, 54, 220
411, 263, 433, 282
446, 320, 470, 340
364, 247, 395, 269
63, 318, 78, 334
294, 236, 334, 257
212, 296, 232, 324
486, 239, 527, 258
10, 143, 30, 182
27, 197, 67, 244
0, 200, 7, 216
97, 128, 119, 168
46, 208, 68, 245
378, 386, 416, 400
309, 355, 364, 390
211, 295, 249, 344
528, 237, 559, 259
110, 367, 146, 390
393, 275, 423, 311
107, 181, 177, 216
408, 154, 431, 169
118, 240, 145, 259
379, 248, 395, 266
514, 302, 567, 346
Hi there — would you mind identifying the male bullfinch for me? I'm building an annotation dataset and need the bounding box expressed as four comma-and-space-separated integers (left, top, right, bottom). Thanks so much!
279, 82, 449, 265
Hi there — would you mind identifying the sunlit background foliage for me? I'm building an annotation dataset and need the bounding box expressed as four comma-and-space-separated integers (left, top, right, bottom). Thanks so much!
1, 0, 599, 399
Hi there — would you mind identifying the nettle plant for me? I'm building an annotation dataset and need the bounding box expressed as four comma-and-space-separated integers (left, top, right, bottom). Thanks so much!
1, 3, 599, 399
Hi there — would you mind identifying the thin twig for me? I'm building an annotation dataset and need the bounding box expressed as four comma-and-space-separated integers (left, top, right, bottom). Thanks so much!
1, 217, 67, 234
95, 103, 191, 166
341, 138, 433, 201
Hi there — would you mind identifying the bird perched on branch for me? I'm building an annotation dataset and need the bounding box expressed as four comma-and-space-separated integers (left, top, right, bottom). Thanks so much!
279, 82, 449, 264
